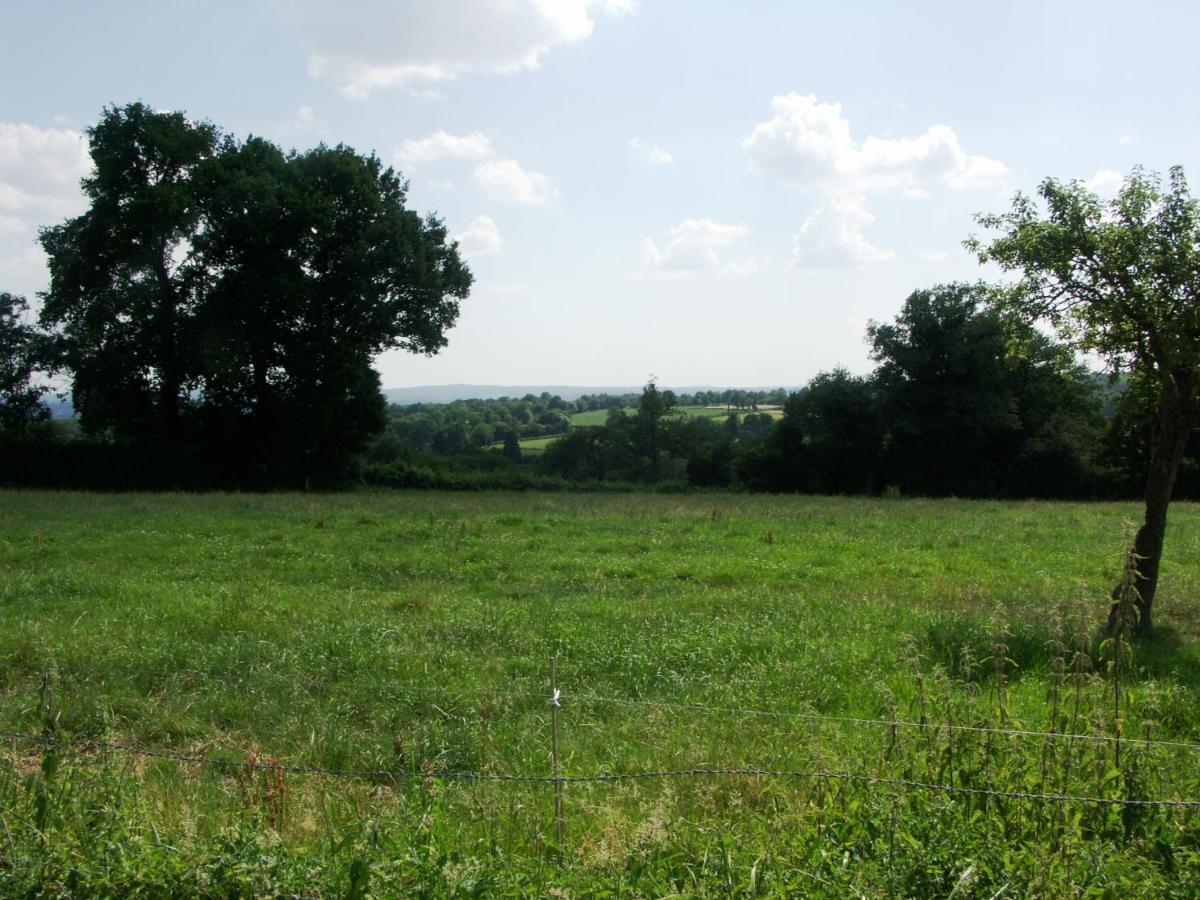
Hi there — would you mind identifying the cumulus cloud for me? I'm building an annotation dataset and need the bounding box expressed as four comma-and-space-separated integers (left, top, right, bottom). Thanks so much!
473, 158, 555, 204
744, 93, 1007, 195
743, 94, 1005, 269
0, 123, 91, 236
791, 193, 895, 270
280, 0, 634, 99
628, 137, 673, 165
639, 218, 750, 278
1084, 169, 1124, 196
396, 130, 494, 169
395, 129, 554, 202
454, 214, 502, 255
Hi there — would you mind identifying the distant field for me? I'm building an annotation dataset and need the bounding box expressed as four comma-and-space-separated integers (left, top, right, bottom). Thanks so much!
3, 490, 1200, 894
674, 404, 784, 420
513, 434, 558, 452
521, 405, 782, 450
567, 407, 633, 426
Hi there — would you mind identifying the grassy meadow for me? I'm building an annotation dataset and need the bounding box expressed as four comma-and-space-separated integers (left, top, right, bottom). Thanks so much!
4, 489, 1200, 895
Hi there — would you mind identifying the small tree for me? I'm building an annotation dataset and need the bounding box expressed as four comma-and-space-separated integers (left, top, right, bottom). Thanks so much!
637, 379, 676, 482
501, 430, 522, 462
1, 293, 51, 434
970, 166, 1200, 632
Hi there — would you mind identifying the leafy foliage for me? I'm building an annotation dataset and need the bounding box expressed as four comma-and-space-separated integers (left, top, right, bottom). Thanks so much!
0, 292, 50, 433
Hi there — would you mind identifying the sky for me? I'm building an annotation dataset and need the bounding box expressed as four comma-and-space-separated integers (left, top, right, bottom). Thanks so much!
2, 0, 1198, 390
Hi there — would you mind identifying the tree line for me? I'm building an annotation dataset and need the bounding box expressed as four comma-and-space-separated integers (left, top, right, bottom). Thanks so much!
523, 283, 1192, 500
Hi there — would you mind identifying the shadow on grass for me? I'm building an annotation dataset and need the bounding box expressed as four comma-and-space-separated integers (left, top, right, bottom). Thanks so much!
1131, 625, 1200, 685
923, 616, 1074, 682
923, 615, 1200, 688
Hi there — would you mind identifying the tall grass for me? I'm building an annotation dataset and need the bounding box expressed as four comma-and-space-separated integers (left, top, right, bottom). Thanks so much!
2, 489, 1200, 894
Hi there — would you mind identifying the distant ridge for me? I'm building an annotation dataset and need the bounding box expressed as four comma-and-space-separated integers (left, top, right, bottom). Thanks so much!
381, 384, 792, 404
48, 385, 799, 415
383, 385, 640, 404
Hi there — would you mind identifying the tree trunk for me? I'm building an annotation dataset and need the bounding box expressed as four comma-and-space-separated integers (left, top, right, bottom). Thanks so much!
1109, 373, 1197, 634
154, 255, 183, 444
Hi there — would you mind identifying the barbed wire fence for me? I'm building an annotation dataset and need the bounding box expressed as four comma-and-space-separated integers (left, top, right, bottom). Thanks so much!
5, 654, 1200, 867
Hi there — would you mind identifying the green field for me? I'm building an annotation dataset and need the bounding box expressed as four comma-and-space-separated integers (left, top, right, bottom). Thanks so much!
3, 490, 1200, 895
515, 405, 783, 452
567, 407, 633, 426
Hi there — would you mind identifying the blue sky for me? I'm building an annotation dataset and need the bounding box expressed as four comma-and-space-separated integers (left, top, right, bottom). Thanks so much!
2, 0, 1197, 388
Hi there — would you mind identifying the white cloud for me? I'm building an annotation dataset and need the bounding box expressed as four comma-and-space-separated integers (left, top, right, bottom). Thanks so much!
454, 214, 502, 255
1084, 169, 1124, 196
791, 193, 895, 270
639, 218, 750, 278
396, 130, 554, 203
1118, 134, 1134, 145
743, 94, 1005, 270
280, 0, 634, 99
918, 250, 950, 263
473, 158, 555, 204
0, 245, 50, 297
279, 103, 324, 136
744, 94, 1007, 195
628, 137, 673, 165
0, 123, 91, 237
396, 130, 494, 169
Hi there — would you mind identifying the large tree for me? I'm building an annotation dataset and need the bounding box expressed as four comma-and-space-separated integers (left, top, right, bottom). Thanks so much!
868, 283, 1100, 498
39, 103, 471, 484
970, 166, 1200, 632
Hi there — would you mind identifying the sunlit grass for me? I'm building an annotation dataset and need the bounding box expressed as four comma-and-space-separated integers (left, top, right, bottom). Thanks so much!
3, 489, 1200, 894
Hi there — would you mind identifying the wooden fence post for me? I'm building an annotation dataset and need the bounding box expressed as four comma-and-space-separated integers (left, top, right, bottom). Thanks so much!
550, 655, 565, 861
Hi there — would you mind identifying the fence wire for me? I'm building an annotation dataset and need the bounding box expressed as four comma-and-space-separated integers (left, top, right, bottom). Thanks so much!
4, 729, 1200, 810
13, 661, 1200, 753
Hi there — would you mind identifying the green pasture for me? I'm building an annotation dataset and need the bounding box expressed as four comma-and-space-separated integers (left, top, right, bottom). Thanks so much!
3, 490, 1200, 895
567, 407, 633, 426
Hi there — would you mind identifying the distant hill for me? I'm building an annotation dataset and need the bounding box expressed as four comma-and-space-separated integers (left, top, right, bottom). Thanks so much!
48, 385, 798, 412
380, 384, 777, 404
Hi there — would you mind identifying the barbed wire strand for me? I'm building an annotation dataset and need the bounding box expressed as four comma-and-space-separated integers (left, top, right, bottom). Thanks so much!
3, 730, 1200, 809
571, 693, 1200, 753
11, 663, 1200, 752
